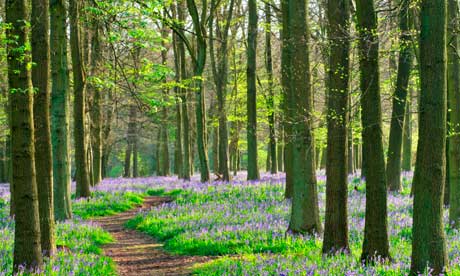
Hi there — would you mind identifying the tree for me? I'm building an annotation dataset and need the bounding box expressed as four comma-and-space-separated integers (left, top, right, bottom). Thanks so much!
410, 0, 448, 273
89, 15, 103, 186
70, 0, 91, 198
402, 95, 412, 171
265, 2, 277, 175
355, 0, 390, 261
51, 0, 72, 220
176, 0, 192, 180
186, 0, 210, 182
386, 0, 413, 192
282, 0, 322, 235
448, 0, 460, 227
246, 0, 259, 180
209, 0, 235, 181
322, 0, 350, 254
31, 0, 55, 256
6, 0, 43, 270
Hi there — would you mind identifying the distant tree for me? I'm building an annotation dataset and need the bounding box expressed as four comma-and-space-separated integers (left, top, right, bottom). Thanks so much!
246, 0, 260, 180
265, 2, 277, 175
410, 0, 448, 273
386, 0, 413, 192
186, 0, 211, 182
70, 0, 91, 198
355, 0, 390, 261
6, 0, 43, 271
209, 0, 235, 181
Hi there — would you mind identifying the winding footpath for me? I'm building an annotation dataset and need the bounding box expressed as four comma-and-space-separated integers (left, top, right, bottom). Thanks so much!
94, 196, 210, 276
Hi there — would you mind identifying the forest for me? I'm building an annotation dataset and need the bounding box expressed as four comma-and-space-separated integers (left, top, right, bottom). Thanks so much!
0, 0, 458, 275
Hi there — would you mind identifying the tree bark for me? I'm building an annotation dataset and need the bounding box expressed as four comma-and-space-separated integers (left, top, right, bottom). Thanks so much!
282, 0, 322, 235
89, 19, 103, 186
186, 0, 210, 182
208, 0, 234, 181
402, 93, 412, 171
246, 0, 260, 180
386, 0, 413, 192
6, 0, 43, 270
411, 0, 448, 273
50, 0, 72, 220
447, 0, 460, 226
32, 0, 55, 256
265, 2, 277, 175
176, 1, 191, 180
70, 0, 91, 198
322, 0, 350, 254
355, 0, 390, 261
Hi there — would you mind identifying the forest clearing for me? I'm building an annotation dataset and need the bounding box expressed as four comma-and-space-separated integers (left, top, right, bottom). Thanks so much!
2, 0, 460, 275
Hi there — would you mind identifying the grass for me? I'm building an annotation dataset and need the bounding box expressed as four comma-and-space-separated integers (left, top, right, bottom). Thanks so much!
72, 191, 144, 219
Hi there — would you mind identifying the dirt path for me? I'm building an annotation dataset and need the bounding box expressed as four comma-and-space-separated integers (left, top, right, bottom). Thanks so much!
94, 196, 211, 276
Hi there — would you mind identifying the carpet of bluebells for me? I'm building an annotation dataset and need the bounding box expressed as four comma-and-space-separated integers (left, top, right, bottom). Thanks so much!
3, 171, 460, 275
120, 172, 460, 276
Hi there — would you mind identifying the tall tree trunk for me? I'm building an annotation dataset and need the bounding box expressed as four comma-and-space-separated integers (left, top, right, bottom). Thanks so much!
347, 96, 354, 174
172, 23, 183, 178
356, 0, 390, 261
32, 0, 55, 256
186, 0, 210, 182
51, 0, 72, 220
101, 89, 114, 179
124, 143, 132, 178
70, 0, 91, 198
282, 0, 322, 235
411, 0, 448, 273
386, 0, 413, 192
448, 0, 460, 226
265, 2, 277, 175
158, 26, 170, 177
246, 0, 260, 180
208, 0, 234, 181
322, 0, 350, 254
90, 21, 103, 186
402, 95, 412, 171
133, 136, 138, 177
125, 105, 137, 177
277, 124, 284, 172
176, 1, 191, 180
6, 0, 43, 270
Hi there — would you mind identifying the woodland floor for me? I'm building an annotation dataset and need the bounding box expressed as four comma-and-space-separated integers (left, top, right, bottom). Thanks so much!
94, 196, 211, 276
